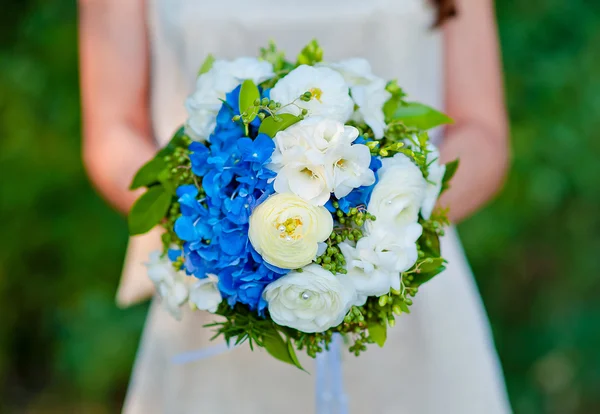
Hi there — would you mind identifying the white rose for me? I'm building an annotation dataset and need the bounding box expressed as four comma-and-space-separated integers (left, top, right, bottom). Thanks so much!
421, 144, 446, 220
269, 65, 353, 122
146, 251, 190, 319
185, 58, 275, 141
189, 274, 222, 313
367, 153, 427, 234
248, 193, 333, 269
263, 264, 357, 333
339, 223, 422, 298
326, 59, 391, 139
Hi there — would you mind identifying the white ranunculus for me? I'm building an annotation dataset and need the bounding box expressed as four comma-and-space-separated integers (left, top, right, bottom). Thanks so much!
326, 58, 391, 139
189, 274, 222, 313
421, 144, 446, 220
248, 193, 333, 269
367, 153, 427, 234
185, 58, 274, 141
263, 264, 357, 333
270, 118, 372, 205
328, 142, 376, 199
269, 65, 353, 122
146, 251, 190, 319
339, 223, 422, 297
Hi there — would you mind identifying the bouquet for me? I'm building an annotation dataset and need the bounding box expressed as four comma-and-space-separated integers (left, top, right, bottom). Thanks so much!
129, 40, 458, 370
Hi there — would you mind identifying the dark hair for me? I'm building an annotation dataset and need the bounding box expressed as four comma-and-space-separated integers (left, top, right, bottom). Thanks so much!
433, 0, 457, 26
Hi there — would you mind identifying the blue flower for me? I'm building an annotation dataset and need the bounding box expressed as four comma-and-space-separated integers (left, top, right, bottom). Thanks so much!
171, 86, 287, 312
237, 133, 275, 165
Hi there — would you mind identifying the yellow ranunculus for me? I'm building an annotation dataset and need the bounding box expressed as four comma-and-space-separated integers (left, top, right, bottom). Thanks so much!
248, 193, 333, 269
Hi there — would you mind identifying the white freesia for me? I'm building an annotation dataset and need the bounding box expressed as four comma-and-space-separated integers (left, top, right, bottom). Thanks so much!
269, 65, 353, 122
270, 118, 374, 205
327, 58, 391, 138
185, 58, 274, 141
146, 251, 190, 319
367, 153, 427, 234
421, 144, 446, 220
189, 274, 222, 313
339, 223, 422, 298
328, 142, 375, 199
248, 193, 333, 269
263, 264, 357, 333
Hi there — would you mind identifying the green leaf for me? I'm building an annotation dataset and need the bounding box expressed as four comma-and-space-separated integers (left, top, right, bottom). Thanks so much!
198, 54, 215, 75
418, 229, 441, 257
412, 258, 447, 286
128, 186, 172, 235
368, 323, 387, 347
129, 157, 167, 190
384, 101, 453, 130
157, 169, 176, 195
287, 340, 305, 371
258, 114, 301, 137
399, 301, 411, 314
441, 159, 460, 193
239, 79, 260, 123
263, 329, 305, 371
419, 257, 446, 273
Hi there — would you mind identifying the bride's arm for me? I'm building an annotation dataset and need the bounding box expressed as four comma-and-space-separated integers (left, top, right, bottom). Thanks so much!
439, 0, 510, 223
79, 0, 155, 213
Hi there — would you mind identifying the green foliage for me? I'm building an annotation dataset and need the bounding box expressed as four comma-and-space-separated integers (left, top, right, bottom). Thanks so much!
238, 79, 260, 124
129, 157, 167, 190
296, 39, 324, 66
258, 113, 301, 137
127, 186, 172, 235
262, 329, 304, 371
367, 323, 387, 347
384, 101, 453, 130
198, 53, 215, 75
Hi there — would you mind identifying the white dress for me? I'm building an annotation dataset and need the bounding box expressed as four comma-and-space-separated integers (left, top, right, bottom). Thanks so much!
122, 0, 512, 412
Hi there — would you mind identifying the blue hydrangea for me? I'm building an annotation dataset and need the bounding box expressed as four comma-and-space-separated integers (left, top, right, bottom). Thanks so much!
173, 86, 286, 313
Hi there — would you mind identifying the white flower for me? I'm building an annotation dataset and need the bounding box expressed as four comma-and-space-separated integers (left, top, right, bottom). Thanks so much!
146, 251, 190, 319
189, 274, 222, 313
327, 59, 391, 139
367, 153, 427, 234
225, 57, 275, 84
270, 118, 373, 205
350, 79, 390, 139
248, 193, 333, 269
328, 58, 378, 86
269, 65, 353, 122
339, 223, 422, 298
328, 142, 375, 199
185, 58, 274, 141
263, 264, 357, 333
421, 144, 446, 220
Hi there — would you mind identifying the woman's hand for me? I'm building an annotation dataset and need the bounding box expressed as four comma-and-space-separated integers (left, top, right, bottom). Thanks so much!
439, 0, 510, 223
79, 0, 156, 214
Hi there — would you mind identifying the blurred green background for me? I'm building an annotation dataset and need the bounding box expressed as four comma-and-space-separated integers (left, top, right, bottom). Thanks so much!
1, 0, 599, 412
